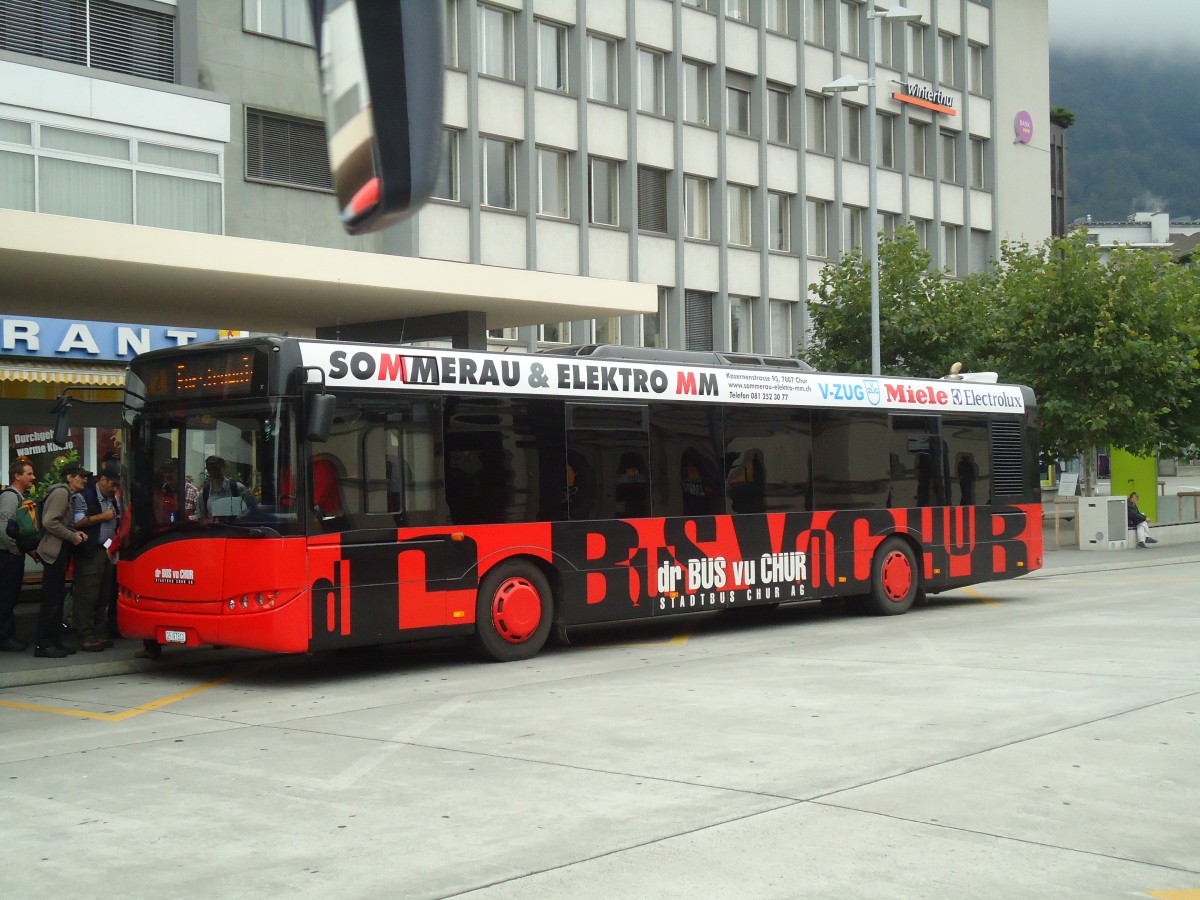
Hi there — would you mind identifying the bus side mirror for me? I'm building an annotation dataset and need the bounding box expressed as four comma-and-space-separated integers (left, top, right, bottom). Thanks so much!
309, 0, 444, 234
51, 395, 73, 447
307, 392, 336, 443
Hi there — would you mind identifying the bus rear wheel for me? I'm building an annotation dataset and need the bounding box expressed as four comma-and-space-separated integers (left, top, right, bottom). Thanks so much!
473, 561, 553, 662
863, 537, 919, 616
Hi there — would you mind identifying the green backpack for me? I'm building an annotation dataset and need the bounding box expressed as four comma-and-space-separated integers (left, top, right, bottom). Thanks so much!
3, 486, 46, 553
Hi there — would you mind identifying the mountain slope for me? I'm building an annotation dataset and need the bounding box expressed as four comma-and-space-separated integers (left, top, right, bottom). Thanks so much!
1051, 50, 1200, 222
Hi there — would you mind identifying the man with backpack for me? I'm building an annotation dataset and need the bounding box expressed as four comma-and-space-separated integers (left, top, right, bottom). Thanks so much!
0, 459, 37, 652
71, 461, 123, 652
197, 455, 256, 521
33, 463, 90, 659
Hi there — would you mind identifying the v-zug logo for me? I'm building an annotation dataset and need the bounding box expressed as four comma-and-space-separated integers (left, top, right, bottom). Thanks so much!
818, 379, 871, 403
864, 379, 881, 406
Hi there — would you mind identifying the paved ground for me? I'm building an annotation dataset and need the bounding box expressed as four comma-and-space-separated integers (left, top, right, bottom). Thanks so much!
2, 540, 1198, 897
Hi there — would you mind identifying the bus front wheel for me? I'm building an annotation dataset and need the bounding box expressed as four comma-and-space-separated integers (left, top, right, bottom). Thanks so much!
473, 561, 554, 662
864, 537, 919, 616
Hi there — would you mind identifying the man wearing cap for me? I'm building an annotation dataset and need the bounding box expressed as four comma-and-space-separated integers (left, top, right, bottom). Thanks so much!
197, 455, 255, 521
71, 461, 123, 652
33, 463, 90, 658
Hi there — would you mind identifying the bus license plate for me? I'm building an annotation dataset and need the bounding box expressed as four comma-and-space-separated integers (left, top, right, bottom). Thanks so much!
164, 629, 187, 644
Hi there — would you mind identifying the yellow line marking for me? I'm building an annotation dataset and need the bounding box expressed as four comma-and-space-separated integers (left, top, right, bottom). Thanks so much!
1147, 891, 1200, 899
0, 672, 239, 721
962, 587, 999, 605
586, 630, 692, 650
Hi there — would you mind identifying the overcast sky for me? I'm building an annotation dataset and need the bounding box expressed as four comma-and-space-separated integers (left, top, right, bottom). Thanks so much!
1049, 0, 1200, 53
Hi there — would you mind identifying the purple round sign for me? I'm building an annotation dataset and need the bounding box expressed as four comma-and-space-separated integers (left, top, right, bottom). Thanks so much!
1014, 110, 1034, 144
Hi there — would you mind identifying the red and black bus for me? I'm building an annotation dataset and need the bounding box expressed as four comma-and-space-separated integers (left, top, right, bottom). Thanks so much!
116, 337, 1042, 660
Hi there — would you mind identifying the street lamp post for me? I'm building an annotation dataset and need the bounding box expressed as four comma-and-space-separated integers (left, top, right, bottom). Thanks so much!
823, 4, 923, 377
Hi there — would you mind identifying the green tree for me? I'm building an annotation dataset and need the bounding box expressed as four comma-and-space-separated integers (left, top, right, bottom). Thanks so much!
800, 226, 984, 378
978, 233, 1200, 494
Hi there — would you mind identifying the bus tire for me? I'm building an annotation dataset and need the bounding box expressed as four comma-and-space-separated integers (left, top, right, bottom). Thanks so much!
864, 537, 919, 616
473, 561, 554, 662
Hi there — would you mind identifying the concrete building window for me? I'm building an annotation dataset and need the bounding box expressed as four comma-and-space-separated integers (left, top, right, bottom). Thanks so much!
728, 184, 752, 247
539, 322, 570, 343
726, 0, 751, 22
685, 176, 712, 240
806, 198, 829, 257
432, 129, 460, 201
536, 20, 569, 92
767, 86, 790, 144
766, 0, 788, 34
805, 93, 831, 153
684, 0, 713, 10
942, 224, 959, 276
878, 16, 901, 69
637, 165, 669, 233
939, 32, 958, 88
480, 136, 515, 209
478, 3, 515, 81
3, 0, 178, 83
909, 23, 927, 77
594, 315, 620, 344
588, 34, 619, 104
969, 42, 988, 96
685, 290, 714, 351
244, 0, 313, 46
684, 60, 711, 126
643, 287, 668, 349
1, 116, 223, 233
727, 83, 752, 136
638, 47, 666, 115
840, 0, 863, 58
245, 109, 332, 191
589, 157, 619, 226
911, 216, 930, 250
843, 204, 864, 251
941, 129, 958, 184
969, 228, 990, 273
769, 191, 791, 252
877, 113, 896, 169
881, 211, 899, 240
910, 120, 930, 176
444, 0, 460, 68
842, 103, 864, 162
770, 300, 794, 356
805, 0, 828, 46
970, 136, 986, 189
538, 147, 569, 218
730, 297, 753, 352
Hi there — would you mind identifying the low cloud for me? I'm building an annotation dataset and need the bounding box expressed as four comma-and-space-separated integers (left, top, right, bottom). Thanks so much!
1050, 0, 1200, 54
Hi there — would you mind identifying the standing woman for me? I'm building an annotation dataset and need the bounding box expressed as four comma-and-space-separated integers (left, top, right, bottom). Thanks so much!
33, 464, 90, 658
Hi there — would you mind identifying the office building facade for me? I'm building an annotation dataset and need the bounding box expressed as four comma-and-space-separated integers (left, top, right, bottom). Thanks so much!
1, 0, 1052, 365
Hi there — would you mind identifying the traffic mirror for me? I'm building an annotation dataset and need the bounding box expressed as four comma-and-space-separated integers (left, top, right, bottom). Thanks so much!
309, 0, 444, 234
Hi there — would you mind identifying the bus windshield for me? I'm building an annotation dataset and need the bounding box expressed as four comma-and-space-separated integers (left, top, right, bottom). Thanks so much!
124, 399, 300, 551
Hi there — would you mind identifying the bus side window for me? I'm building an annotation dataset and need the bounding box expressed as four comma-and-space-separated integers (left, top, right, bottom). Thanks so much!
312, 455, 344, 519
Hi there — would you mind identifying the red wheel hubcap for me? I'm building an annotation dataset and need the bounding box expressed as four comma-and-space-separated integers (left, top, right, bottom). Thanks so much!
880, 551, 913, 602
491, 577, 542, 643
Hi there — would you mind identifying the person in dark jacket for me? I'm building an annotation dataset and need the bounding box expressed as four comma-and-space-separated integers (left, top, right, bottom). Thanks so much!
33, 464, 90, 658
71, 462, 122, 651
1127, 492, 1157, 549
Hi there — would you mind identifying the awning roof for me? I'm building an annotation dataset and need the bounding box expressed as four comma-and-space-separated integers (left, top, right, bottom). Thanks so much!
0, 361, 125, 386
0, 208, 656, 335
